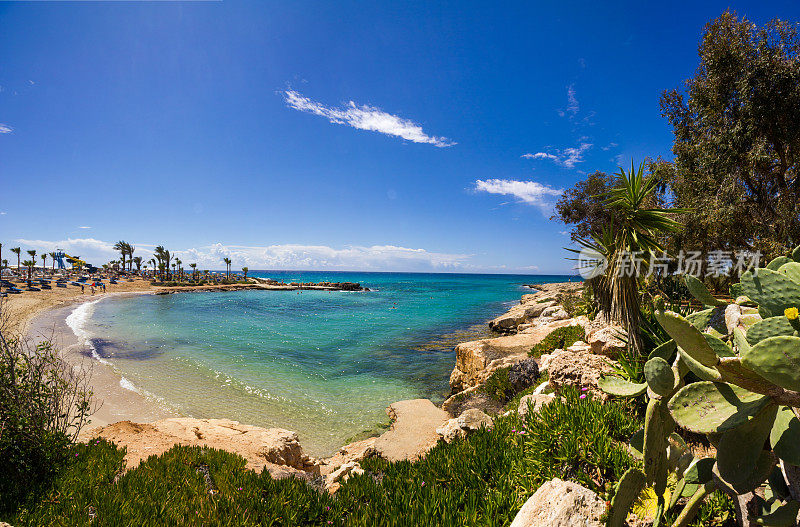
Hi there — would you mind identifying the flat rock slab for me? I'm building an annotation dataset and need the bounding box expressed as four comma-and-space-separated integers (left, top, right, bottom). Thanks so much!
510, 478, 606, 527
373, 399, 449, 462
86, 418, 317, 480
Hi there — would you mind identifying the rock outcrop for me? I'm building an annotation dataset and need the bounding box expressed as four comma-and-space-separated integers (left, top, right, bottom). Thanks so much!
587, 326, 626, 357
510, 478, 607, 527
547, 348, 619, 395
517, 393, 556, 419
449, 319, 579, 393
436, 408, 493, 443
87, 418, 320, 479
372, 399, 449, 462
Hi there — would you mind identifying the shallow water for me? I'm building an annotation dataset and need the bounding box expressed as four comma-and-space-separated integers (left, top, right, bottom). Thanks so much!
73, 271, 575, 455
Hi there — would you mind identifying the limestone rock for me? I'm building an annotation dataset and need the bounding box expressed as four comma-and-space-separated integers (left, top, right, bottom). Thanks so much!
436, 408, 493, 443
517, 393, 555, 419
441, 385, 503, 417
489, 300, 555, 333
566, 340, 591, 353
88, 418, 319, 479
450, 319, 579, 392
548, 349, 619, 395
724, 303, 742, 335
587, 326, 626, 357
540, 306, 570, 321
510, 478, 607, 527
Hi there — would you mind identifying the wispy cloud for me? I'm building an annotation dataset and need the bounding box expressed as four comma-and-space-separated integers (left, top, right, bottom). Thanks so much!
15, 238, 475, 272
0, 124, 13, 134
474, 179, 562, 212
557, 85, 580, 118
281, 89, 455, 147
77, 226, 91, 229
521, 142, 592, 169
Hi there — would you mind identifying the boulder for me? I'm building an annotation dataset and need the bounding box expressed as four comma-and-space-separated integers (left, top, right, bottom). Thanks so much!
450, 319, 580, 392
540, 306, 570, 321
548, 349, 619, 395
436, 408, 493, 443
566, 340, 591, 354
508, 358, 540, 392
724, 303, 742, 335
325, 461, 365, 492
517, 393, 556, 419
489, 300, 556, 333
441, 385, 503, 417
587, 326, 626, 357
510, 478, 607, 527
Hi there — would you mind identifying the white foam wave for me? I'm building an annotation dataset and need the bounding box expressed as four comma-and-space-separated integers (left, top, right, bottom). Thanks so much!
65, 299, 109, 365
119, 376, 139, 393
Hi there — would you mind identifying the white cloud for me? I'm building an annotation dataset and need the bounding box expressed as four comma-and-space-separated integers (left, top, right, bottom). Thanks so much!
522, 142, 592, 169
14, 238, 475, 272
281, 90, 455, 147
557, 85, 579, 118
0, 124, 13, 134
474, 179, 562, 212
0, 211, 6, 215
78, 226, 91, 229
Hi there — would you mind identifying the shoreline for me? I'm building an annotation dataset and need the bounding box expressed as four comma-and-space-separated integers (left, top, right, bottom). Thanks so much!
12, 277, 578, 464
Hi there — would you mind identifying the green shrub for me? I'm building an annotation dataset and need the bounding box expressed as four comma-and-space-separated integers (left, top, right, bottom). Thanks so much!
7, 387, 733, 526
0, 316, 94, 516
529, 325, 585, 357
482, 366, 514, 403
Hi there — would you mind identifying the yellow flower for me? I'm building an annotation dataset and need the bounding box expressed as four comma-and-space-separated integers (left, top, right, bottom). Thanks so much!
785, 307, 799, 320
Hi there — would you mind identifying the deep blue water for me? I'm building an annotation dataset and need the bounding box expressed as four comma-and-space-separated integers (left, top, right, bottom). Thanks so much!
77, 271, 576, 454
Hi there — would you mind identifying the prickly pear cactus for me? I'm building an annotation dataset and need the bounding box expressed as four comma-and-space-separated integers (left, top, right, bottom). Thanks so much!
597, 244, 800, 526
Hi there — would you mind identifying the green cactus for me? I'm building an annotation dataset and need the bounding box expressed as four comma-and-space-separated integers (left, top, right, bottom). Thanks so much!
793, 245, 800, 263
733, 326, 751, 354
596, 375, 647, 397
644, 357, 675, 397
606, 467, 647, 527
767, 256, 794, 271
643, 398, 673, 504
703, 333, 735, 357
684, 275, 726, 306
715, 404, 777, 493
655, 311, 718, 366
714, 449, 775, 496
740, 268, 800, 318
778, 261, 800, 284
755, 499, 800, 526
746, 316, 798, 345
770, 405, 800, 465
676, 348, 722, 381
668, 381, 771, 434
648, 339, 676, 362
686, 306, 727, 334
741, 336, 800, 391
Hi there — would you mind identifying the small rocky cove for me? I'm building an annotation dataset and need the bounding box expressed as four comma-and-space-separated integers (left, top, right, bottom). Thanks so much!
83, 280, 632, 524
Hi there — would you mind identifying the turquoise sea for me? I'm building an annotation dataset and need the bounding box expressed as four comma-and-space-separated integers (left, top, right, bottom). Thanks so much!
72, 271, 576, 455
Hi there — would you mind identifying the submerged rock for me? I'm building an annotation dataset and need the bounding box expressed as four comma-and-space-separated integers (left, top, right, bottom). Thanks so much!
510, 478, 606, 527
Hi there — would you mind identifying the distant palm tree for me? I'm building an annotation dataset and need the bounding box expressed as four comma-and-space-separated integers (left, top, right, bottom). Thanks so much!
127, 244, 135, 272
27, 250, 36, 274
132, 256, 143, 273
41, 254, 47, 274
11, 247, 21, 270
190, 263, 197, 281
242, 267, 249, 280
223, 258, 232, 279
113, 241, 128, 271
49, 252, 57, 272
22, 259, 34, 285
1, 259, 8, 271
0, 243, 3, 273
175, 258, 182, 280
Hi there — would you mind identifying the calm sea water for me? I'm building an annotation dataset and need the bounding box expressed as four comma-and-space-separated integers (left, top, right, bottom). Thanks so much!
73, 271, 576, 455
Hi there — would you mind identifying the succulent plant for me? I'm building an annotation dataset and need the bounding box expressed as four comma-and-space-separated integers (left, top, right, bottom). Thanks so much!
600, 244, 800, 527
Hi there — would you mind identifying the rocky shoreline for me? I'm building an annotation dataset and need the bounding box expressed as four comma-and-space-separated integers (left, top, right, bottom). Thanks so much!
153, 278, 367, 295
75, 279, 630, 497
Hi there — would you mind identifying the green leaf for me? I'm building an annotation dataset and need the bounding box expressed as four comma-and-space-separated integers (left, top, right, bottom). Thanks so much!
770, 406, 800, 466
684, 275, 726, 306
741, 269, 800, 319
597, 375, 648, 397
716, 405, 778, 494
656, 311, 718, 367
741, 336, 800, 391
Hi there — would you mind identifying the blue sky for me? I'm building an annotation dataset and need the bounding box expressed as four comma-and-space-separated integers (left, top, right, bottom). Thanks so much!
2, 1, 799, 273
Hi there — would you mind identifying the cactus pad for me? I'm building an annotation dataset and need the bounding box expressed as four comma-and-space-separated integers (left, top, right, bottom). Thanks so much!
778, 261, 800, 284
770, 406, 800, 466
704, 333, 735, 357
741, 336, 800, 391
715, 449, 775, 496
677, 348, 722, 381
755, 499, 800, 527
733, 327, 751, 354
656, 311, 718, 367
716, 404, 778, 494
648, 339, 677, 362
606, 467, 647, 527
643, 398, 673, 493
741, 269, 800, 318
668, 381, 771, 434
684, 275, 726, 306
746, 317, 798, 345
645, 357, 676, 397
793, 245, 800, 263
597, 375, 647, 397
767, 256, 794, 271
